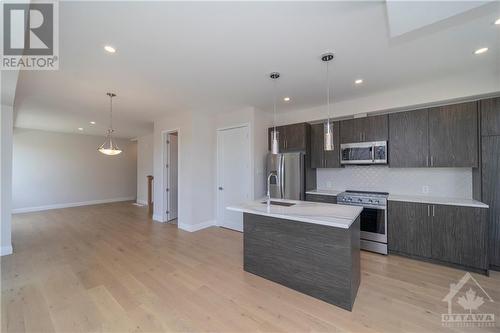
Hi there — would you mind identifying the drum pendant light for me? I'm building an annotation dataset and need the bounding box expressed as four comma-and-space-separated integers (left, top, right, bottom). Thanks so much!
321, 53, 335, 151
98, 92, 122, 156
270, 72, 280, 155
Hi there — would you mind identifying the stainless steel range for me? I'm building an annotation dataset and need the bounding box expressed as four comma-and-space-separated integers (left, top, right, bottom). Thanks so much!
337, 190, 388, 254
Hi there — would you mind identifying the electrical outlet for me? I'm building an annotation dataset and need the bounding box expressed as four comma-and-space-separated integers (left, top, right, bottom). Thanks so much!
422, 186, 429, 194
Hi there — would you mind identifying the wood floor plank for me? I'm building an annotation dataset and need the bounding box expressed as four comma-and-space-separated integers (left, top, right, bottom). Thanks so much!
2, 202, 499, 332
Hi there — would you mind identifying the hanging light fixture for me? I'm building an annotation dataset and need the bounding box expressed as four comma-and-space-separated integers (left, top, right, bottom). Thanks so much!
270, 72, 280, 155
98, 92, 122, 156
321, 52, 335, 151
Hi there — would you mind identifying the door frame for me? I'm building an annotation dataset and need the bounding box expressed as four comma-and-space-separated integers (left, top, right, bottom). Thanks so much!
161, 128, 180, 224
216, 123, 252, 228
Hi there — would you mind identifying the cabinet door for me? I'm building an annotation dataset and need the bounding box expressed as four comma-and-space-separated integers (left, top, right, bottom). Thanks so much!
310, 123, 325, 168
340, 119, 361, 143
429, 102, 478, 167
481, 97, 500, 136
388, 201, 432, 258
389, 109, 429, 167
284, 123, 309, 151
362, 115, 388, 142
325, 121, 341, 168
431, 205, 487, 269
482, 136, 500, 268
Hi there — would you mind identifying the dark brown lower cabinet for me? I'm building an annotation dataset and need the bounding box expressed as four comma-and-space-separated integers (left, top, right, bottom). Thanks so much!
388, 201, 431, 258
388, 201, 488, 272
431, 205, 488, 270
305, 194, 337, 204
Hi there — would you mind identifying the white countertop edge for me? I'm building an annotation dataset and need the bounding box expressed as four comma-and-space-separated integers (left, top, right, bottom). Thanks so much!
226, 206, 360, 229
305, 189, 342, 196
388, 195, 489, 209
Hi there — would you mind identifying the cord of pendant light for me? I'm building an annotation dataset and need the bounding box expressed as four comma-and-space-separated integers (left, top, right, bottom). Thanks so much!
108, 93, 114, 133
326, 58, 331, 126
273, 76, 277, 134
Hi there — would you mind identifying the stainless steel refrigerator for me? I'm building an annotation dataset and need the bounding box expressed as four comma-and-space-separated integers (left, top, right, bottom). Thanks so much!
266, 152, 305, 200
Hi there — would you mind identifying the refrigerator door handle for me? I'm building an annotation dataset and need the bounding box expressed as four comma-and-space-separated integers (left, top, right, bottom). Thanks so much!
280, 156, 285, 199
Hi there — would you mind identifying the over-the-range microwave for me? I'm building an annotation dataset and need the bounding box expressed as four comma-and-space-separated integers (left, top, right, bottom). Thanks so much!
340, 141, 387, 165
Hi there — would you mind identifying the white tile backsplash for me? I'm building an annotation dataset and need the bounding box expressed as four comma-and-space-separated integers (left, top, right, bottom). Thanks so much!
317, 166, 472, 199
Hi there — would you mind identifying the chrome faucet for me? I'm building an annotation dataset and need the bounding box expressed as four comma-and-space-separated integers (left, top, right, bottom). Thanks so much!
267, 172, 278, 202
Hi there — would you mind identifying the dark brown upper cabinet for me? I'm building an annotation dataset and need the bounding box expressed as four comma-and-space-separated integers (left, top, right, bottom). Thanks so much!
389, 109, 429, 168
481, 97, 500, 136
310, 122, 340, 168
268, 123, 310, 152
340, 115, 388, 143
428, 102, 478, 168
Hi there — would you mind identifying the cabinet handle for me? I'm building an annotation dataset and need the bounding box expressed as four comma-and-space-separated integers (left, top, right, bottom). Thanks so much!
431, 156, 434, 167
427, 205, 430, 217
426, 155, 429, 167
432, 205, 435, 217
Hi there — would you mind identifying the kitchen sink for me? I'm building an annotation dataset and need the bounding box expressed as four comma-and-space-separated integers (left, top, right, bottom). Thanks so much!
261, 200, 296, 207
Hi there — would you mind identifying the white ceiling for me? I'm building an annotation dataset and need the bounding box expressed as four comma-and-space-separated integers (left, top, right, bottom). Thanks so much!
12, 1, 500, 138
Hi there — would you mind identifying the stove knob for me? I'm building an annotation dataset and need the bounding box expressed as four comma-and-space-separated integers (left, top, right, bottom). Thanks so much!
357, 198, 363, 202
368, 199, 373, 203
374, 200, 379, 204
348, 197, 352, 201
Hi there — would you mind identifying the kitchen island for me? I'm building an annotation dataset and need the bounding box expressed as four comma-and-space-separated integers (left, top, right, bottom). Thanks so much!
227, 199, 363, 311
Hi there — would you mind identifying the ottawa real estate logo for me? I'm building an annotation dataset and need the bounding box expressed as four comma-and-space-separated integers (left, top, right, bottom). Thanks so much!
1, 0, 58, 70
442, 272, 495, 328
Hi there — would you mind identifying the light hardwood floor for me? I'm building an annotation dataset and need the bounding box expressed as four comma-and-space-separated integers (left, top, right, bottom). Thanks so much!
2, 202, 499, 332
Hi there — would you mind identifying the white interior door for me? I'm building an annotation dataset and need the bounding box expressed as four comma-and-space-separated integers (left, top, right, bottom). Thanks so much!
163, 132, 178, 222
168, 134, 178, 220
217, 126, 250, 232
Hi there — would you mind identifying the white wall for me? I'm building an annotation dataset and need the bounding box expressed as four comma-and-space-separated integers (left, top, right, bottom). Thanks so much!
317, 166, 472, 198
136, 134, 154, 205
1, 105, 13, 255
153, 107, 271, 231
12, 129, 137, 213
276, 69, 499, 126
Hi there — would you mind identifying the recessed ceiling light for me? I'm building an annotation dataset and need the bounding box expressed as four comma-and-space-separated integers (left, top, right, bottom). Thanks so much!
474, 47, 488, 55
494, 18, 500, 25
283, 97, 291, 102
104, 45, 116, 53
354, 79, 363, 85
90, 121, 96, 125
78, 127, 84, 131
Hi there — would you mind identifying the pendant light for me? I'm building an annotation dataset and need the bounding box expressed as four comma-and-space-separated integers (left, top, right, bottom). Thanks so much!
270, 72, 280, 155
98, 92, 122, 156
321, 52, 335, 151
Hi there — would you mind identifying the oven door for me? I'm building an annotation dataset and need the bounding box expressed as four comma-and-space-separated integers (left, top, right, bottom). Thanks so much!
359, 206, 387, 243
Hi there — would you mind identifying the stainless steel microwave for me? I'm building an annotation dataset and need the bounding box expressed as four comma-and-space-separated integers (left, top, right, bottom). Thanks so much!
340, 141, 387, 165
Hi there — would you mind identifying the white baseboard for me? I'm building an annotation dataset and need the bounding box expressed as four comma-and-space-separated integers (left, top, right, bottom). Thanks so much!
152, 214, 164, 222
12, 197, 136, 214
178, 220, 216, 232
1, 245, 13, 256
136, 199, 147, 206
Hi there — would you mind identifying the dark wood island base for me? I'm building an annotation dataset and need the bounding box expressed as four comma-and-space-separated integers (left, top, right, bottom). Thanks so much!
243, 213, 361, 311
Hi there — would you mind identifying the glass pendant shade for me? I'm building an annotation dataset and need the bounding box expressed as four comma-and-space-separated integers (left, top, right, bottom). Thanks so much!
98, 129, 122, 156
324, 121, 334, 151
271, 130, 279, 155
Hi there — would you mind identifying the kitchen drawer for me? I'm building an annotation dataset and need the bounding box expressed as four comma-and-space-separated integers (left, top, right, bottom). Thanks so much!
305, 194, 337, 204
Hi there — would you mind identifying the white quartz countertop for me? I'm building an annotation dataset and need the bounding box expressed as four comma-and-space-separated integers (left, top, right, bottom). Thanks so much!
388, 194, 489, 208
305, 189, 342, 196
227, 198, 363, 229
